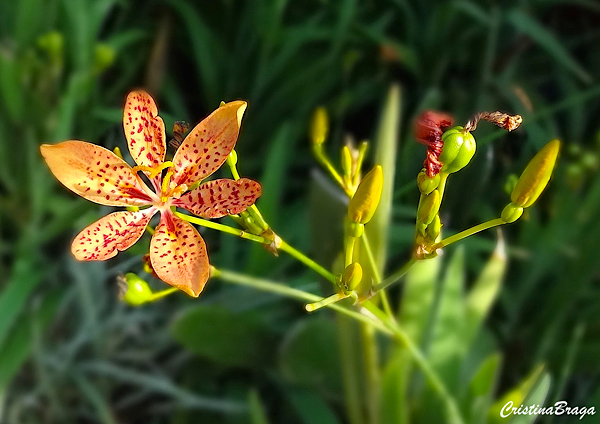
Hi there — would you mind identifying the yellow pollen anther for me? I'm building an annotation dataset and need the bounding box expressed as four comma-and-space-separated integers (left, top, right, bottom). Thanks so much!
132, 161, 174, 179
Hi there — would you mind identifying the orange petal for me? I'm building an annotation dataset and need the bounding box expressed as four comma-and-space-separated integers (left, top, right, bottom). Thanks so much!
172, 101, 247, 187
123, 91, 166, 178
173, 178, 261, 218
150, 212, 210, 297
72, 208, 157, 261
40, 141, 158, 206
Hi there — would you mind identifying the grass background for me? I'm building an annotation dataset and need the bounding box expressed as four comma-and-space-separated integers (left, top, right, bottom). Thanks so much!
0, 0, 599, 423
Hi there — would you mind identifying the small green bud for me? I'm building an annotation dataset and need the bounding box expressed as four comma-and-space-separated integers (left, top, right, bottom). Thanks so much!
94, 43, 115, 74
37, 31, 64, 60
347, 221, 364, 238
426, 214, 442, 241
120, 273, 153, 306
342, 262, 363, 291
310, 107, 329, 146
417, 189, 441, 226
503, 174, 519, 196
511, 139, 560, 208
439, 126, 476, 174
348, 165, 383, 224
501, 203, 524, 223
417, 169, 440, 194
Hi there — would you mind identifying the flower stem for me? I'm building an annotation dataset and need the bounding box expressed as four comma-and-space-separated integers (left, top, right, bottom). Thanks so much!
436, 217, 505, 249
174, 211, 267, 244
278, 240, 337, 284
211, 267, 392, 335
373, 256, 418, 293
361, 301, 465, 424
148, 287, 178, 302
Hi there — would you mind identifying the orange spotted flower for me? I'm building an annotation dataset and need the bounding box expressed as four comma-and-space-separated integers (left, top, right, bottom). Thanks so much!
40, 91, 261, 297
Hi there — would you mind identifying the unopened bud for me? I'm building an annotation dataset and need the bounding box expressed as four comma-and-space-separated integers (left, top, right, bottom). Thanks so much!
439, 126, 476, 174
417, 169, 440, 194
501, 203, 524, 223
426, 214, 442, 240
417, 189, 441, 226
119, 273, 153, 306
347, 165, 383, 224
93, 43, 115, 74
342, 262, 363, 291
341, 145, 353, 177
511, 139, 560, 208
310, 107, 329, 146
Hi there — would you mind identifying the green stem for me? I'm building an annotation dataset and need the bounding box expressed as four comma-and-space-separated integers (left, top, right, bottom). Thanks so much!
436, 218, 505, 249
211, 267, 392, 336
361, 323, 380, 424
362, 301, 465, 424
174, 211, 267, 244
345, 235, 356, 267
373, 256, 418, 293
360, 233, 382, 284
313, 145, 353, 196
148, 287, 178, 302
279, 240, 337, 284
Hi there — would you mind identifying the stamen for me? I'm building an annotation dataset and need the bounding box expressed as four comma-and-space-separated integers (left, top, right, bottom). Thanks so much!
161, 169, 175, 203
132, 161, 174, 179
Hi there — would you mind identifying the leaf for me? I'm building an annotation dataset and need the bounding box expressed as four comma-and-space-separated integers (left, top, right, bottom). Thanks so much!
171, 305, 274, 369
365, 84, 401, 276
511, 373, 551, 424
507, 10, 592, 84
465, 237, 507, 346
286, 388, 341, 424
248, 389, 270, 424
428, 247, 467, 390
488, 364, 548, 424
466, 353, 502, 424
279, 316, 343, 395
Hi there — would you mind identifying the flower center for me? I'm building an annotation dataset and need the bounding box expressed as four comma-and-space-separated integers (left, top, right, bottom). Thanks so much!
131, 161, 188, 205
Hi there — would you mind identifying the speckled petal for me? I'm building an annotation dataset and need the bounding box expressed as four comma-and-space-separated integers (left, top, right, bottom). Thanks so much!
40, 141, 158, 206
123, 90, 166, 171
150, 212, 210, 297
72, 208, 157, 261
172, 101, 247, 187
173, 178, 261, 218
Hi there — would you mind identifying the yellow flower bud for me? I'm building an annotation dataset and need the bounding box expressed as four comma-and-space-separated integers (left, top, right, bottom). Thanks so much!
417, 169, 440, 195
310, 107, 329, 146
417, 189, 441, 226
440, 126, 477, 174
342, 262, 363, 291
341, 145, 353, 178
511, 139, 560, 208
347, 165, 383, 224
120, 273, 153, 306
501, 203, 524, 223
426, 214, 442, 241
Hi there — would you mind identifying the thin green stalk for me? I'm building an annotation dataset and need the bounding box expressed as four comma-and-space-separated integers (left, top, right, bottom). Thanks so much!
148, 287, 178, 302
174, 211, 268, 243
345, 235, 356, 267
436, 218, 505, 249
373, 256, 418, 293
211, 267, 392, 336
313, 145, 348, 193
361, 323, 380, 424
279, 240, 337, 284
362, 301, 465, 424
360, 232, 382, 284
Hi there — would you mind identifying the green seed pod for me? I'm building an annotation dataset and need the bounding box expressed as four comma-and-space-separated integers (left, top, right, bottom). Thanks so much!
226, 149, 238, 167
417, 169, 440, 194
121, 273, 153, 306
426, 214, 442, 240
439, 126, 477, 174
501, 203, 524, 223
417, 189, 441, 226
342, 262, 363, 291
348, 165, 383, 224
511, 139, 560, 208
310, 107, 329, 146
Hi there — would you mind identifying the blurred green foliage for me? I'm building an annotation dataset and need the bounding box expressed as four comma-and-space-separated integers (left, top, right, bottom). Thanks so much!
1, 0, 599, 423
